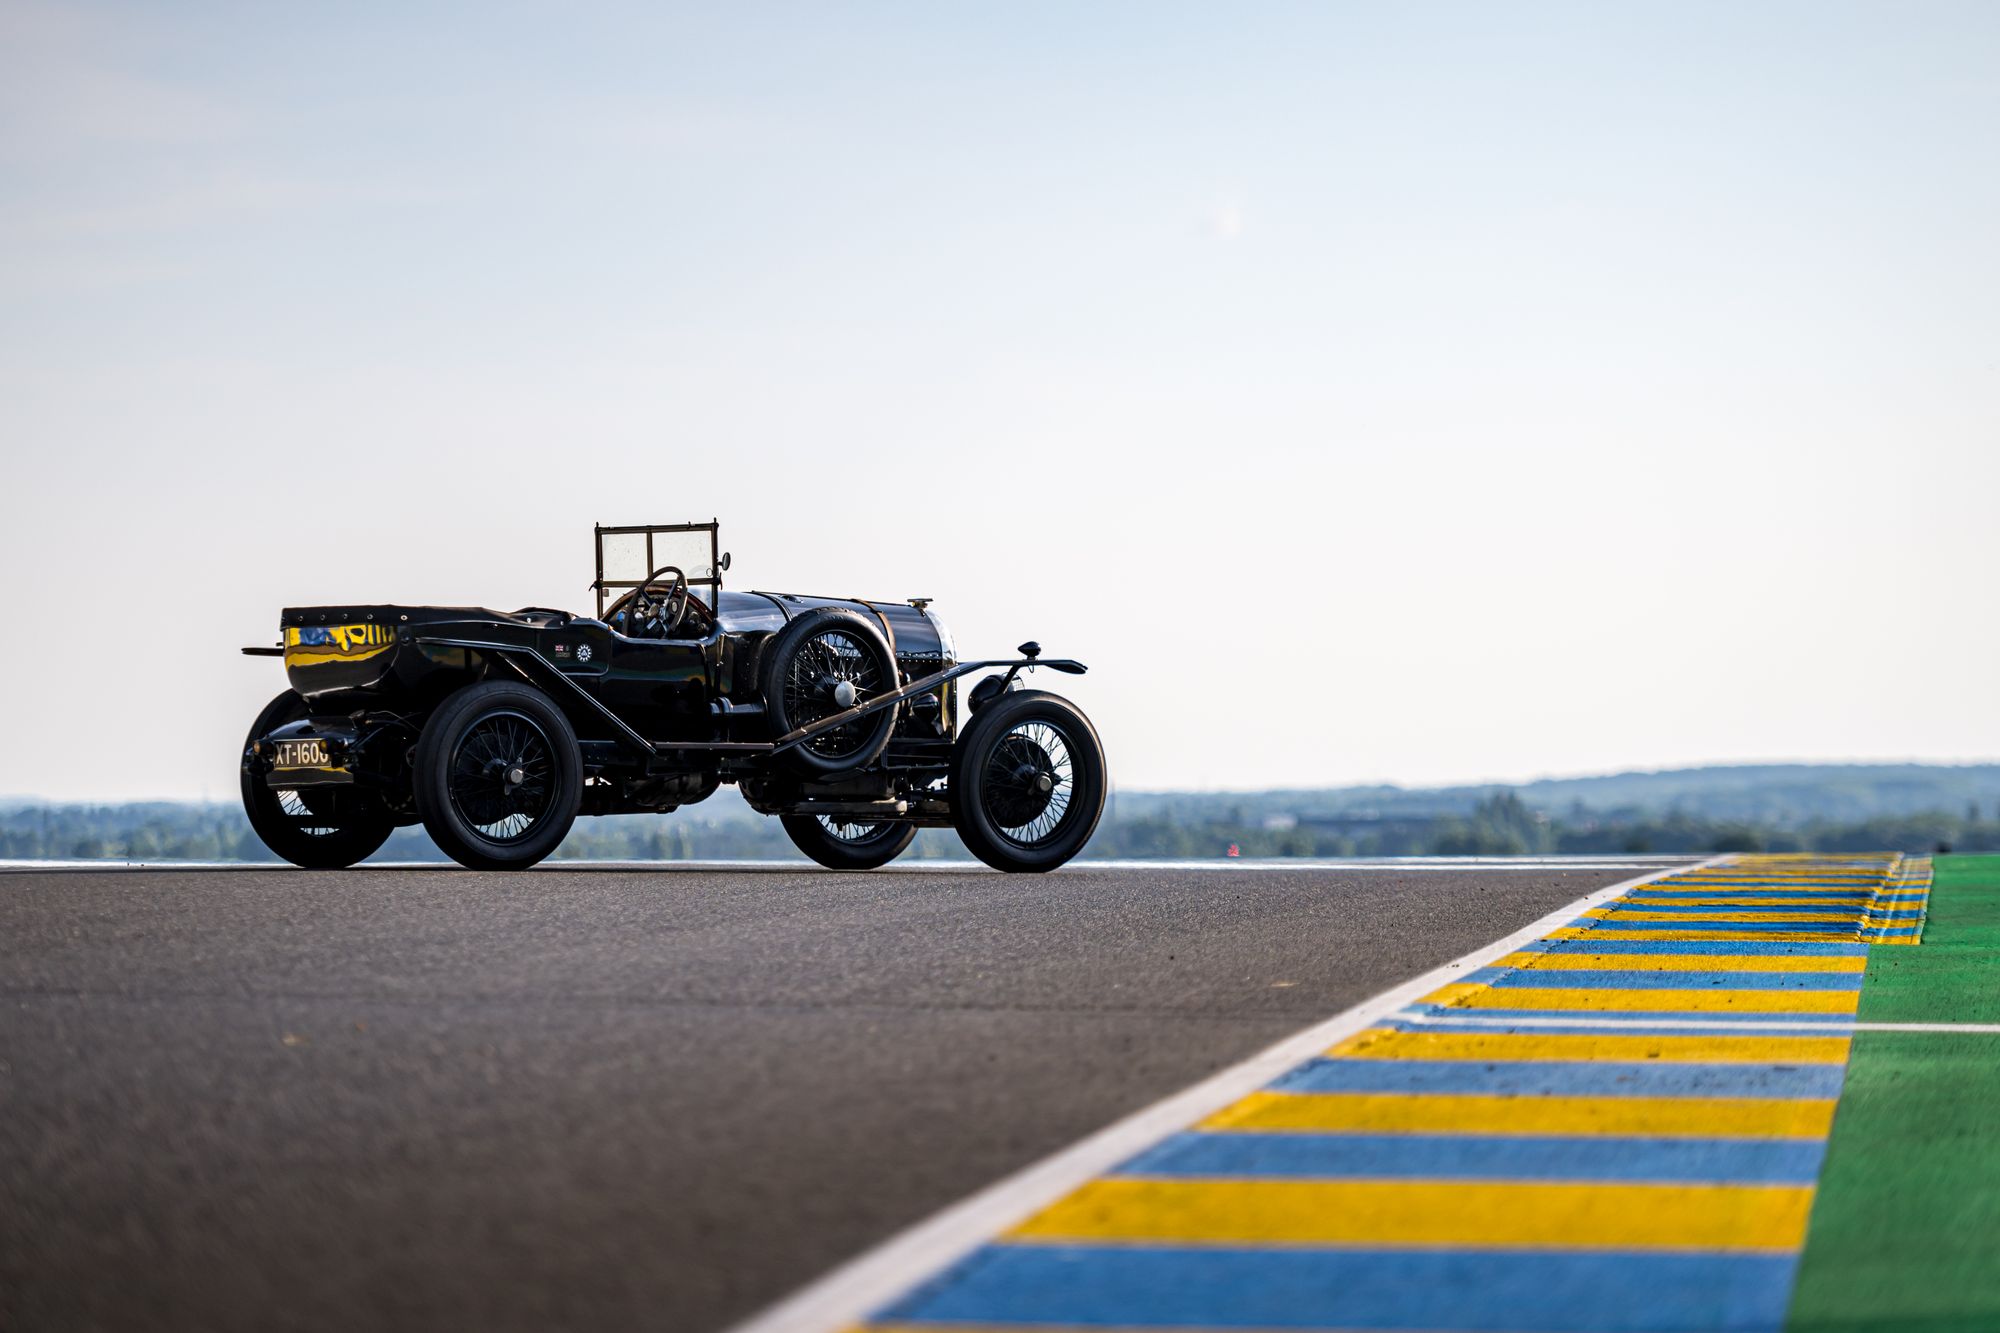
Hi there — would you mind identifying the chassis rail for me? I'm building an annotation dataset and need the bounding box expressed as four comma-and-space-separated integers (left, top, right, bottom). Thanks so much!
409, 636, 1084, 760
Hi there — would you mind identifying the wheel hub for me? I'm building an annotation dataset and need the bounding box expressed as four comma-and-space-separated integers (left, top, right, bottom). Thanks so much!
448, 709, 557, 845
485, 756, 530, 795
1011, 763, 1054, 794
987, 737, 1059, 826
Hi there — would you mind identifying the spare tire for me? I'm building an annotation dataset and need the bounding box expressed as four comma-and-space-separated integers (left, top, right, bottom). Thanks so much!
761, 607, 899, 777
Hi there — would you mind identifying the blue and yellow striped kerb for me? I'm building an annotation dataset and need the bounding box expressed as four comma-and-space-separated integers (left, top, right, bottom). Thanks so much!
852, 853, 1934, 1333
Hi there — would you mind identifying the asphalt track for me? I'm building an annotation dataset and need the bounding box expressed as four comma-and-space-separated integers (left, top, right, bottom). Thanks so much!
0, 859, 1679, 1333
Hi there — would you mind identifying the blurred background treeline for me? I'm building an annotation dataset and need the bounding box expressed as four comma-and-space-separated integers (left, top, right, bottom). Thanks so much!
6, 763, 2000, 862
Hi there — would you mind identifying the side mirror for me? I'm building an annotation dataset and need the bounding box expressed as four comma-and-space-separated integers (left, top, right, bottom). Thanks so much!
718, 552, 732, 572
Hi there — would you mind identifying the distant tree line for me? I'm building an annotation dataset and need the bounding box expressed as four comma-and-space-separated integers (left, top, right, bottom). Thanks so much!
7, 790, 1996, 863
1084, 793, 2000, 859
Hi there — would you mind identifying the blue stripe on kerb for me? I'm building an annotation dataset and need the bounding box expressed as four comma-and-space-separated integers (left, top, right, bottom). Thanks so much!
1515, 939, 1869, 956
1383, 1014, 1856, 1037
1574, 919, 1874, 933
1656, 872, 1888, 880
1271, 1057, 1847, 1098
875, 1244, 1801, 1331
1624, 888, 1872, 896
1403, 1004, 1857, 1026
1467, 966, 1864, 991
1116, 1131, 1830, 1184
1596, 903, 1879, 916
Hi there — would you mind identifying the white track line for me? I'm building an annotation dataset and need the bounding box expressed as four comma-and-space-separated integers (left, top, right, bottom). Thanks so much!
723, 856, 1726, 1333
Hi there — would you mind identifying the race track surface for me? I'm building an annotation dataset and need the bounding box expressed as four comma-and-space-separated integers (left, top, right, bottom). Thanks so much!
0, 860, 1675, 1333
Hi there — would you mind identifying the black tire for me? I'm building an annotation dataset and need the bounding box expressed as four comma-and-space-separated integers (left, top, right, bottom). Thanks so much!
412, 682, 582, 870
780, 814, 919, 870
761, 608, 899, 777
950, 690, 1107, 872
240, 691, 395, 869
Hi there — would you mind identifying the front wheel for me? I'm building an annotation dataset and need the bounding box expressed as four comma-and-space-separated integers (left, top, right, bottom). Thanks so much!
413, 682, 582, 870
241, 691, 395, 869
950, 690, 1106, 872
779, 815, 918, 870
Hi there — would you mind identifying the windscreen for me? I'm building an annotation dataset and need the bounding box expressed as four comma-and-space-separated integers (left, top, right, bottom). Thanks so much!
595, 523, 721, 616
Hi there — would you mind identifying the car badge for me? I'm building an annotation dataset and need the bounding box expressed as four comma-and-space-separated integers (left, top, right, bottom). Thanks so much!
576, 644, 593, 663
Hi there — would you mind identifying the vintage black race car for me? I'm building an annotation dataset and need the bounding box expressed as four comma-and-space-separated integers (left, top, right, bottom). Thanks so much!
239, 521, 1106, 872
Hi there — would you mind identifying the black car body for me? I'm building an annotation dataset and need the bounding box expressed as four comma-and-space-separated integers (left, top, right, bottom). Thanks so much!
241, 521, 1106, 872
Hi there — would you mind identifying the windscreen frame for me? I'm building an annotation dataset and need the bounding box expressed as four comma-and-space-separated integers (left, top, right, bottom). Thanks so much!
593, 521, 723, 619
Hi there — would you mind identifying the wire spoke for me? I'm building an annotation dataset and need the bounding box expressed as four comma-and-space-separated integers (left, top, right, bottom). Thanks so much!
448, 709, 556, 844
981, 717, 1080, 848
275, 787, 342, 836
787, 628, 886, 760
818, 816, 887, 844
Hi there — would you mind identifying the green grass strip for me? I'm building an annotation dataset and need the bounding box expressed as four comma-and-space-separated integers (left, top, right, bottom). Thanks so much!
1788, 854, 2000, 1332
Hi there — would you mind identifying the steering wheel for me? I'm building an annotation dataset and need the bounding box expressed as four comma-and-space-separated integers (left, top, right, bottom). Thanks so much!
626, 565, 689, 637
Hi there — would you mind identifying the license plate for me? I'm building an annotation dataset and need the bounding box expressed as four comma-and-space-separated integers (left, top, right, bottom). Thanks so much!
272, 738, 330, 769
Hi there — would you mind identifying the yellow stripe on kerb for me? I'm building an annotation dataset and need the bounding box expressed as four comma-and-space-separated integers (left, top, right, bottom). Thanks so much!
1330, 1028, 1851, 1064
1203, 1090, 1835, 1138
1423, 984, 1859, 1015
1545, 928, 1858, 944
1672, 870, 1883, 877
1008, 1178, 1815, 1251
1497, 951, 1868, 973
1619, 896, 1877, 907
1584, 909, 1868, 925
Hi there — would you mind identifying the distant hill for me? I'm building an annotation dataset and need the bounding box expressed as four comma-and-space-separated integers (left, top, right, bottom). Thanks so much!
1111, 764, 2000, 825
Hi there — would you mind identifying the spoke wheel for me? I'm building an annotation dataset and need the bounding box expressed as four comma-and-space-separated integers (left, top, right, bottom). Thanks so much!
275, 786, 353, 833
981, 722, 1077, 847
446, 710, 557, 843
951, 690, 1106, 873
779, 812, 918, 870
761, 608, 899, 776
783, 629, 888, 761
240, 690, 394, 869
414, 683, 582, 870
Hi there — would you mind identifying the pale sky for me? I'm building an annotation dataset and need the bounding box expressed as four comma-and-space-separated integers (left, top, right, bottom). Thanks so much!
3, 1, 1997, 801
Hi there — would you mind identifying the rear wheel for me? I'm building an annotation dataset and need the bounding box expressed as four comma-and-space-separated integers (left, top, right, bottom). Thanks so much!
951, 690, 1106, 872
241, 691, 395, 869
413, 683, 582, 870
780, 814, 918, 870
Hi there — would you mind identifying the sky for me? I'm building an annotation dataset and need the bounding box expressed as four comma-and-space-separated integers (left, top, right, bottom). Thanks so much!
3, 1, 1998, 801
